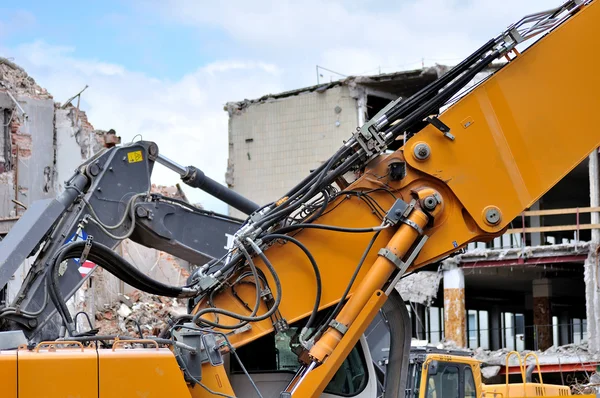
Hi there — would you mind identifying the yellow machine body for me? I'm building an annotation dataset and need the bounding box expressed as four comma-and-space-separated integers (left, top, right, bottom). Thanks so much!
484, 384, 572, 398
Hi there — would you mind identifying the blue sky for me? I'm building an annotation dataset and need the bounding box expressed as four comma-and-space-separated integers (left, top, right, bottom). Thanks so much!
0, 0, 559, 213
0, 2, 221, 79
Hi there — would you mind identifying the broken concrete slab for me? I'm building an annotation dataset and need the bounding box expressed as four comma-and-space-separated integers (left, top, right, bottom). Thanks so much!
396, 271, 442, 306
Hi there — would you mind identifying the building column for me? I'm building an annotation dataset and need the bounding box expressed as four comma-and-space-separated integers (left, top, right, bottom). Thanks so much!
532, 278, 553, 350
558, 310, 571, 346
489, 305, 502, 350
586, 148, 600, 353
443, 265, 466, 347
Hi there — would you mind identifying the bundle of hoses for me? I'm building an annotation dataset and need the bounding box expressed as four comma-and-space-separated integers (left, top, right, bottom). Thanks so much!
47, 240, 195, 335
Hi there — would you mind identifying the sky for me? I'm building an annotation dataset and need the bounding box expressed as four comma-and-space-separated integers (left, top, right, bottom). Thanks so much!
0, 0, 561, 213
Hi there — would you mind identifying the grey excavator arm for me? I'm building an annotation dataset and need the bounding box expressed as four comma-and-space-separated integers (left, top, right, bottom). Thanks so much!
0, 140, 254, 341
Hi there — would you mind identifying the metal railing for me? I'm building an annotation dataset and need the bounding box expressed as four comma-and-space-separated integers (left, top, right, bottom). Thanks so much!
506, 206, 600, 239
466, 206, 600, 251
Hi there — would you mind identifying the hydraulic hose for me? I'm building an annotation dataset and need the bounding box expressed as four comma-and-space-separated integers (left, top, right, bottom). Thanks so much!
192, 239, 282, 328
380, 39, 498, 128
47, 241, 194, 335
263, 234, 321, 346
274, 223, 388, 235
310, 230, 382, 342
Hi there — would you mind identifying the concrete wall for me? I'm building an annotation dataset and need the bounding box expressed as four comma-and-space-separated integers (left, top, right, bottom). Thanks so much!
226, 85, 359, 218
4, 94, 57, 303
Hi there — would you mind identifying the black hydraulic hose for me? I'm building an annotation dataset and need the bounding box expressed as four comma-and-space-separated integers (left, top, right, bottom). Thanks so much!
47, 241, 193, 334
310, 230, 382, 341
46, 266, 73, 329
192, 240, 282, 328
256, 146, 348, 228
282, 146, 351, 199
53, 241, 186, 297
211, 252, 244, 280
381, 38, 498, 127
385, 51, 500, 140
204, 242, 263, 330
274, 223, 387, 235
263, 234, 321, 331
303, 190, 330, 224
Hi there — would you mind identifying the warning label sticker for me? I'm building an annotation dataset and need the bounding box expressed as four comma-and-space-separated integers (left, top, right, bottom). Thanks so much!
127, 150, 143, 163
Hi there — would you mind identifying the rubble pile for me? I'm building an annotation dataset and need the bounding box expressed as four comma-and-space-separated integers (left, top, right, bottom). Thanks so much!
95, 290, 187, 337
472, 341, 596, 366
0, 57, 51, 98
150, 183, 198, 205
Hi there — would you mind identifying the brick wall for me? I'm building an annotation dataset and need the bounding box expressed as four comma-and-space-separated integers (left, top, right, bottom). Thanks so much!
227, 85, 359, 218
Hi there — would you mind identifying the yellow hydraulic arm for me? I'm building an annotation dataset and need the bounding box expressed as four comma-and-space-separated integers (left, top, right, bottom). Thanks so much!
192, 0, 600, 396
2, 1, 600, 397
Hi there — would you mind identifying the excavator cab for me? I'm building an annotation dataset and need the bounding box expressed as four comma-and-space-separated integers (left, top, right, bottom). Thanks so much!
226, 311, 379, 397
407, 349, 483, 398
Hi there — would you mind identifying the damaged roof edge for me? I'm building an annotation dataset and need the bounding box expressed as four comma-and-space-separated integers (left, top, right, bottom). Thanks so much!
224, 62, 505, 115
0, 56, 52, 99
224, 66, 440, 115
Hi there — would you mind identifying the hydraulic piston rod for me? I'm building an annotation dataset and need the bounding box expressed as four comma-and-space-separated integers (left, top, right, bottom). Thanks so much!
156, 153, 260, 215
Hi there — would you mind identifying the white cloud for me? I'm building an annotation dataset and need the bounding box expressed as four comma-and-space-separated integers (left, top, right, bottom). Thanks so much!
0, 0, 569, 213
150, 0, 561, 81
2, 41, 283, 212
203, 61, 280, 75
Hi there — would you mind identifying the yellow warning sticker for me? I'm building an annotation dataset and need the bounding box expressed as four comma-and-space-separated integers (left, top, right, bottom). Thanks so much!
127, 150, 143, 163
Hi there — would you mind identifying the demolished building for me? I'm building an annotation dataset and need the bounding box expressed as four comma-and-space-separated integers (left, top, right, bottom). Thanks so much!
0, 57, 122, 305
0, 58, 194, 335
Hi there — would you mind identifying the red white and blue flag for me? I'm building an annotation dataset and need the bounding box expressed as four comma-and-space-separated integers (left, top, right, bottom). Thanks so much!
65, 229, 96, 278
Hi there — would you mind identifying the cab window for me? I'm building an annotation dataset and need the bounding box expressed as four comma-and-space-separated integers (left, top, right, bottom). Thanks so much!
424, 361, 477, 398
425, 363, 459, 398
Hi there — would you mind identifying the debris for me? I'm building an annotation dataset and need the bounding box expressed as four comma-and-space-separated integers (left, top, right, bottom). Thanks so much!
95, 290, 186, 337
0, 57, 51, 98
118, 293, 133, 307
396, 271, 442, 305
117, 303, 132, 318
481, 365, 501, 379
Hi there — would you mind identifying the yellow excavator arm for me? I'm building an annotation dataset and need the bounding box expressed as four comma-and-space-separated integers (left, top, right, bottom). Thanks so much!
2, 1, 600, 397
195, 1, 600, 395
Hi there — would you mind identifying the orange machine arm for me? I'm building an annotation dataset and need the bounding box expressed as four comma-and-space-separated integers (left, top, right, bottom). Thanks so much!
192, 0, 600, 396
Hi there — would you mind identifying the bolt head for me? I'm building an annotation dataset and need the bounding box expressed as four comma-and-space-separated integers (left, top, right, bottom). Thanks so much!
136, 206, 148, 218
485, 207, 501, 225
413, 143, 431, 160
88, 163, 101, 177
423, 195, 437, 211
148, 143, 159, 157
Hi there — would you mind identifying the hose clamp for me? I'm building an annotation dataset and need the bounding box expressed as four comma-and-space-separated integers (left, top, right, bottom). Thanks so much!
378, 248, 404, 270
329, 319, 348, 335
80, 236, 94, 264
400, 218, 423, 235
